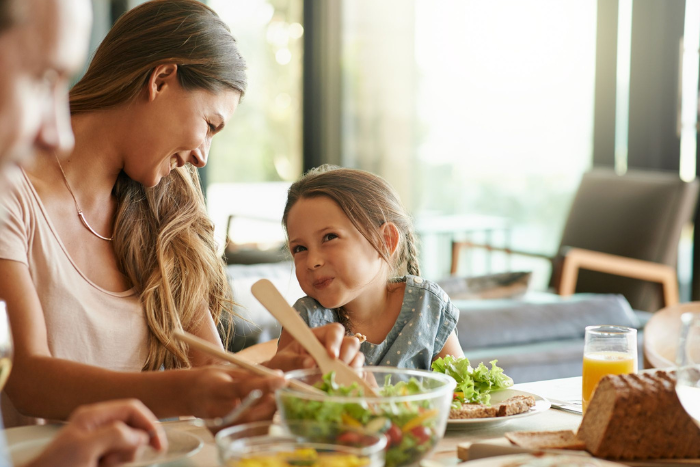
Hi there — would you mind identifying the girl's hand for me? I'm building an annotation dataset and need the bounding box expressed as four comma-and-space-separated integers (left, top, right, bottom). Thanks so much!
25, 399, 166, 467
185, 366, 284, 420
267, 323, 365, 372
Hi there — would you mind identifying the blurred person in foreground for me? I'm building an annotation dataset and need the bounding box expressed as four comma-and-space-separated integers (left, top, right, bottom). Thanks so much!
0, 0, 168, 465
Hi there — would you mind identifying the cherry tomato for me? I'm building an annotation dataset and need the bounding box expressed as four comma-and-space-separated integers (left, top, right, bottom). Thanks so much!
337, 431, 363, 446
385, 424, 403, 447
410, 426, 432, 444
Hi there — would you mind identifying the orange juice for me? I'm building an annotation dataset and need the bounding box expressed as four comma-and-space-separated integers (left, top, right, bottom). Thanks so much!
582, 351, 636, 412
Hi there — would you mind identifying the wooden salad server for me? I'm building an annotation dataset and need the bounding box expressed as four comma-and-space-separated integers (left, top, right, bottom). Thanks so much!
173, 330, 324, 395
251, 279, 379, 395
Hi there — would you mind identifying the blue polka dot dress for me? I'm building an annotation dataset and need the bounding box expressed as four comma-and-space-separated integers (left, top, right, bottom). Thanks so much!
292, 276, 459, 370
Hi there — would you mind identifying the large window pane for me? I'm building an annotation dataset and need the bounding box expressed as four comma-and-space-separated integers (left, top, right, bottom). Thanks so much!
342, 0, 597, 284
206, 0, 303, 247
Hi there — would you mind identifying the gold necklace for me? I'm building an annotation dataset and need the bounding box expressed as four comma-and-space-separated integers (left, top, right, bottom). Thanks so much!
54, 154, 114, 242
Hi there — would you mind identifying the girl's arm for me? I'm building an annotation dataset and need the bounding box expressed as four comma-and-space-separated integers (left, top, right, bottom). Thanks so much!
433, 331, 464, 361
0, 259, 283, 421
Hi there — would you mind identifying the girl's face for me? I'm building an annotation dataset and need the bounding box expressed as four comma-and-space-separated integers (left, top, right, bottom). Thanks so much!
287, 196, 387, 310
124, 68, 240, 188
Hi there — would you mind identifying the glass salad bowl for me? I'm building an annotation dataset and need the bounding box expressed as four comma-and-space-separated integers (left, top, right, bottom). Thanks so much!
215, 420, 387, 467
276, 367, 456, 467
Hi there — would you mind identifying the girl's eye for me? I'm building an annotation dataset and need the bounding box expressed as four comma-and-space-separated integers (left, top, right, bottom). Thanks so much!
291, 245, 306, 254
323, 233, 338, 242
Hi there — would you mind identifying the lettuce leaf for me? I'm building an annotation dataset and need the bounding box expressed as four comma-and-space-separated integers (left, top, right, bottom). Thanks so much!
431, 356, 513, 407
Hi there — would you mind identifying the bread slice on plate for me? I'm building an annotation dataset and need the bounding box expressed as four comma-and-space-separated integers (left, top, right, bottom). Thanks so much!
497, 395, 536, 416
505, 430, 586, 451
449, 395, 536, 419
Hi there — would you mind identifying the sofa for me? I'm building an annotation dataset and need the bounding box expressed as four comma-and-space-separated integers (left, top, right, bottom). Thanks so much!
226, 262, 649, 382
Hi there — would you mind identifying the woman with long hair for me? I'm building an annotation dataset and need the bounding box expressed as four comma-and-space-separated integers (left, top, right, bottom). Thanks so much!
0, 0, 362, 425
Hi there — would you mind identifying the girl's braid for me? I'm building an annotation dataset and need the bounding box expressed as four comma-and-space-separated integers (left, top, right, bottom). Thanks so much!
404, 230, 421, 277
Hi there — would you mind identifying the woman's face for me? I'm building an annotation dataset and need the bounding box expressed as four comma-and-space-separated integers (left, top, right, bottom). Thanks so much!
125, 71, 241, 187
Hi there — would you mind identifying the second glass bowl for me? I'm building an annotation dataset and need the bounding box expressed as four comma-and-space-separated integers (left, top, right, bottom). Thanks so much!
215, 420, 387, 467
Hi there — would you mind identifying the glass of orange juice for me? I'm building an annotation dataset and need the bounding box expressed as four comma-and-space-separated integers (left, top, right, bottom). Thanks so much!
582, 325, 637, 413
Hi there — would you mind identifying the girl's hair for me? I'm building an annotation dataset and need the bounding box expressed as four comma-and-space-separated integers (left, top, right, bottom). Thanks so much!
69, 0, 244, 371
282, 165, 420, 278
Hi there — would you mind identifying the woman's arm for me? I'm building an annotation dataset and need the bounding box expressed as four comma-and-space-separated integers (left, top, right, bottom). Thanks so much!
186, 303, 226, 367
433, 331, 464, 361
277, 328, 294, 352
0, 259, 283, 420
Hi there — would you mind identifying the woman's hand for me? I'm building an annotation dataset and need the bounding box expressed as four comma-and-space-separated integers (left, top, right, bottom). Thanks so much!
267, 323, 365, 372
184, 366, 284, 421
24, 399, 166, 467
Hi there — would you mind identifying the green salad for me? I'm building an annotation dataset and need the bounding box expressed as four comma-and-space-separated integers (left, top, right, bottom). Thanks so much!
431, 356, 513, 410
279, 373, 441, 467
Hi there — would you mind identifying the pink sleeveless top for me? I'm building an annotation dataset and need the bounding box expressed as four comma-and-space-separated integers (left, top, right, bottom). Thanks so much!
0, 167, 149, 426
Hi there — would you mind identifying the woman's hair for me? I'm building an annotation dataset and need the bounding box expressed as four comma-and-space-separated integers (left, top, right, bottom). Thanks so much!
70, 0, 246, 113
282, 165, 420, 278
69, 0, 245, 371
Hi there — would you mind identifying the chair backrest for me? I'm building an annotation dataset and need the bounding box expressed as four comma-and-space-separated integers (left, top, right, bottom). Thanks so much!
557, 169, 699, 311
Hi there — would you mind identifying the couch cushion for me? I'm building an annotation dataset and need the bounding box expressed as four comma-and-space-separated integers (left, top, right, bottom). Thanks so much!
465, 338, 586, 383
464, 318, 645, 383
454, 293, 639, 351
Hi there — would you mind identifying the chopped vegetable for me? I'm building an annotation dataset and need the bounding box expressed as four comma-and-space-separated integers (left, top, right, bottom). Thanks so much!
229, 448, 370, 467
279, 373, 441, 467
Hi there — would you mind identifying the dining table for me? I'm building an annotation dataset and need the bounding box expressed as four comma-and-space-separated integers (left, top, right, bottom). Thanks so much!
3, 376, 584, 466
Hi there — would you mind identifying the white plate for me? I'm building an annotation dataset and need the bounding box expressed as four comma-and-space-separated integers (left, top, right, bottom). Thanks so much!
6, 424, 203, 467
446, 388, 550, 429
461, 453, 626, 467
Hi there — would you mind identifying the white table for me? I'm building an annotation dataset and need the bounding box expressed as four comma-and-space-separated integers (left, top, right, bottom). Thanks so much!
432, 377, 582, 465
3, 377, 584, 466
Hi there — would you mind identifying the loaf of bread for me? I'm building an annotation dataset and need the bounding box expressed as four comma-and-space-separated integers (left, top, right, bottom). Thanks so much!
577, 371, 700, 460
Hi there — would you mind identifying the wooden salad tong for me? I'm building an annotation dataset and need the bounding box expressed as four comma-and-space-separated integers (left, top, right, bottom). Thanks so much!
172, 330, 323, 395
251, 279, 379, 395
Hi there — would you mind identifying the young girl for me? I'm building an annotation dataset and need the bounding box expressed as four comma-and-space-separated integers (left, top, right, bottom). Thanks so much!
277, 165, 464, 370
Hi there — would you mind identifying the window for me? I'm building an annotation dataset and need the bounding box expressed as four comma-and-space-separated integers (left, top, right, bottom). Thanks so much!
206, 0, 303, 248
341, 0, 598, 284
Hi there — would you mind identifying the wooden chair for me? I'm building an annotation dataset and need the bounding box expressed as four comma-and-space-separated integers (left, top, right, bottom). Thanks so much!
451, 169, 698, 312
643, 302, 700, 368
